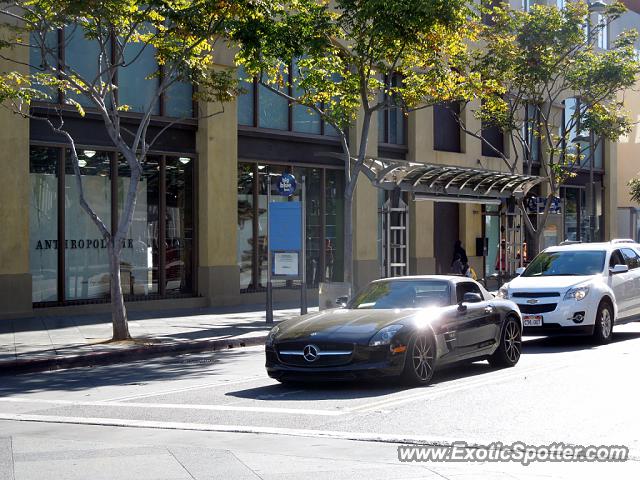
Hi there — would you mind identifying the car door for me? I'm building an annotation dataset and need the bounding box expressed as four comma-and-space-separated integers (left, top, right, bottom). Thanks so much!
608, 249, 629, 319
450, 282, 495, 359
621, 248, 640, 318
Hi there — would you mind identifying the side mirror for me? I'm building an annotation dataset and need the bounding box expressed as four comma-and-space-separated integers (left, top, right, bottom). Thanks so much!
462, 292, 483, 304
458, 292, 482, 312
609, 264, 629, 275
335, 295, 349, 308
515, 267, 526, 276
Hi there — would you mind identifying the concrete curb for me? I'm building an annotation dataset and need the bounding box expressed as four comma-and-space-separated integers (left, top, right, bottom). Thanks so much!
0, 335, 267, 375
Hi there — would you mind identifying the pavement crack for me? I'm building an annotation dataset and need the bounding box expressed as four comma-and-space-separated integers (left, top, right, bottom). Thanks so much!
167, 447, 198, 480
230, 450, 265, 480
9, 436, 15, 480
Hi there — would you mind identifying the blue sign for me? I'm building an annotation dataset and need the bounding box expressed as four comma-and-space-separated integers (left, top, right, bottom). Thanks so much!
276, 173, 297, 197
269, 202, 302, 251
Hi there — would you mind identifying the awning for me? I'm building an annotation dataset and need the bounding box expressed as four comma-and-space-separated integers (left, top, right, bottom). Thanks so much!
358, 157, 545, 204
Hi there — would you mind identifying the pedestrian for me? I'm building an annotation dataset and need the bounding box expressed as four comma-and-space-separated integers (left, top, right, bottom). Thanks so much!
452, 240, 469, 275
451, 254, 465, 275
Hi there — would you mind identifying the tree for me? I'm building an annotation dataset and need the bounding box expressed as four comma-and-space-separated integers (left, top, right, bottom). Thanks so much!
0, 0, 245, 340
233, 0, 474, 287
446, 1, 639, 252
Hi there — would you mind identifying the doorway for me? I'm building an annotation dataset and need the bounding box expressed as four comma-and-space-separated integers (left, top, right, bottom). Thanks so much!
433, 202, 460, 274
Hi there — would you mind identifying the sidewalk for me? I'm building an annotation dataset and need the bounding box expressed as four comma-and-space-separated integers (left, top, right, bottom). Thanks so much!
0, 305, 312, 375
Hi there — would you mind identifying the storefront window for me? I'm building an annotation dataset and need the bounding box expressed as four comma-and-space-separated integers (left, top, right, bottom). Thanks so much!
165, 157, 194, 293
64, 150, 112, 300
325, 170, 344, 282
293, 167, 322, 286
564, 187, 581, 242
118, 155, 160, 296
258, 165, 289, 287
238, 164, 256, 290
30, 147, 59, 302
237, 162, 344, 292
29, 146, 195, 305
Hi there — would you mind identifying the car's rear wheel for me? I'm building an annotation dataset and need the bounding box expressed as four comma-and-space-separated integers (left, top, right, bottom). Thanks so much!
401, 333, 435, 386
592, 301, 613, 345
488, 317, 521, 368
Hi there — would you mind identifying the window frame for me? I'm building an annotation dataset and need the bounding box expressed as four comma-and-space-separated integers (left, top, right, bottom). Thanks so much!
456, 281, 482, 303
29, 143, 197, 307
239, 62, 338, 138
30, 26, 196, 122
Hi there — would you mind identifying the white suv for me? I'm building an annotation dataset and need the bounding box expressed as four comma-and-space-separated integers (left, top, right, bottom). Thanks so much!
497, 240, 640, 343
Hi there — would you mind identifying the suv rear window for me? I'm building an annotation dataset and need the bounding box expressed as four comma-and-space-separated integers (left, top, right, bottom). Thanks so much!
522, 250, 606, 277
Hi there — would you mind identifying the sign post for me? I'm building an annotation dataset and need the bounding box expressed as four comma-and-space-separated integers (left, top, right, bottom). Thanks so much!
266, 178, 273, 324
266, 173, 306, 324
301, 176, 307, 315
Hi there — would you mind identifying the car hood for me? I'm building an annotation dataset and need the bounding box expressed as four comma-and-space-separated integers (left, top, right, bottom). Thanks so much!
508, 275, 596, 292
275, 307, 452, 344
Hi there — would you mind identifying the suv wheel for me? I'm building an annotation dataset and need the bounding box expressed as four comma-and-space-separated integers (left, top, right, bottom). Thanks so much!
592, 301, 613, 345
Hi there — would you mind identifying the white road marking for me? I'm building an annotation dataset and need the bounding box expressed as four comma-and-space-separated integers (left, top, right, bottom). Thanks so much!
0, 412, 480, 445
349, 363, 561, 413
0, 363, 560, 418
102, 376, 267, 402
0, 397, 343, 417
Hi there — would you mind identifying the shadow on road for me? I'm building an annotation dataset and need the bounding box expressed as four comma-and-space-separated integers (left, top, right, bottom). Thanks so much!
226, 360, 500, 401
522, 330, 640, 354
0, 349, 254, 396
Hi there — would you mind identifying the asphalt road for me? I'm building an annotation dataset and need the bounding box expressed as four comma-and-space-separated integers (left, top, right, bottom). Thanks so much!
2, 324, 640, 479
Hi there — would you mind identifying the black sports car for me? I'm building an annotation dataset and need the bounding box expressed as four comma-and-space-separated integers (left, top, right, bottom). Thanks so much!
266, 276, 523, 385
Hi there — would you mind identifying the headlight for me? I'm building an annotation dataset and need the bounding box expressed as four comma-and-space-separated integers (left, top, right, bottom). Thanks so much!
564, 287, 590, 301
369, 325, 403, 346
265, 325, 280, 347
496, 285, 509, 299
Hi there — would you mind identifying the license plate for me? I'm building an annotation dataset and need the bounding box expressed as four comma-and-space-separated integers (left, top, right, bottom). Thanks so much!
523, 315, 543, 327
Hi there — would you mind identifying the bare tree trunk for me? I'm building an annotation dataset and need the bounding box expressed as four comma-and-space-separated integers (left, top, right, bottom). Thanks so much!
343, 188, 354, 287
108, 243, 130, 340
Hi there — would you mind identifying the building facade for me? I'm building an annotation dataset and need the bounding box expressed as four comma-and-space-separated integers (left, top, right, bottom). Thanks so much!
0, 1, 635, 318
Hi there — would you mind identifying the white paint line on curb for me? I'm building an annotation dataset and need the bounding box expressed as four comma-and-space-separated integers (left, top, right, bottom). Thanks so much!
0, 398, 343, 417
0, 412, 475, 445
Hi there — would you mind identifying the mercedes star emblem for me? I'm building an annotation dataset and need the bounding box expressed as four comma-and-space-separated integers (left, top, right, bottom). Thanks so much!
303, 344, 319, 362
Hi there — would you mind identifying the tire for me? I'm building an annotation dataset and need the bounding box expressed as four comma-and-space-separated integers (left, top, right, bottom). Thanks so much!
401, 333, 436, 386
592, 300, 614, 345
488, 317, 522, 368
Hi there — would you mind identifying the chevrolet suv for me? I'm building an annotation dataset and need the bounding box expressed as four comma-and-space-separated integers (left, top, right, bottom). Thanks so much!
496, 241, 640, 343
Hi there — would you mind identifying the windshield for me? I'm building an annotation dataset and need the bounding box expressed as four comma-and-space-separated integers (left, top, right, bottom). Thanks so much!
349, 280, 451, 309
522, 250, 606, 277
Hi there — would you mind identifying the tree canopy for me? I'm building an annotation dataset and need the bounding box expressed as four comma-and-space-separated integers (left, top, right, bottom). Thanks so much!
233, 0, 476, 284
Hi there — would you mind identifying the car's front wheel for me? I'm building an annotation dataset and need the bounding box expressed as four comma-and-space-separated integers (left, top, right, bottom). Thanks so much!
401, 333, 436, 386
488, 317, 522, 368
592, 301, 613, 345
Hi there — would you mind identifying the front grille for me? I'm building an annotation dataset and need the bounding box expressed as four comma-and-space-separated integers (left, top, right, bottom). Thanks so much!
512, 292, 560, 298
517, 303, 558, 314
276, 342, 354, 367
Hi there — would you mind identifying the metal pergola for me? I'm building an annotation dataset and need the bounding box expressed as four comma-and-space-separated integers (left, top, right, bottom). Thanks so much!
357, 157, 545, 203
